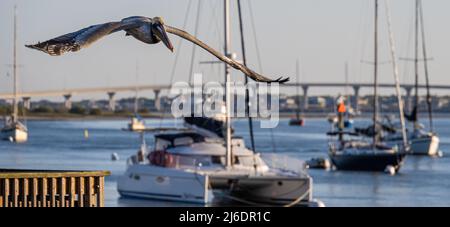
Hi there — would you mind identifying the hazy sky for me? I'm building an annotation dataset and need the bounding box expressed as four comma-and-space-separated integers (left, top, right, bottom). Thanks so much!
1, 0, 450, 101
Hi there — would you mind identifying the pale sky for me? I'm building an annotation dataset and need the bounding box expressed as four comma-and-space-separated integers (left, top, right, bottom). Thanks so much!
1, 0, 450, 101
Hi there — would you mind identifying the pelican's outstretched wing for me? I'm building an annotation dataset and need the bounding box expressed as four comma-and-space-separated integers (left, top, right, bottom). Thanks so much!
26, 21, 141, 56
165, 25, 289, 83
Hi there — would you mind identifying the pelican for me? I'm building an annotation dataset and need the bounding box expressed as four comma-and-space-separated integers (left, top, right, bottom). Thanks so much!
26, 16, 288, 83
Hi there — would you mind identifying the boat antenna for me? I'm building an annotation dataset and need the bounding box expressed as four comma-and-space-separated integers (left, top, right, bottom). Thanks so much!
237, 0, 256, 152
419, 0, 434, 132
384, 0, 408, 149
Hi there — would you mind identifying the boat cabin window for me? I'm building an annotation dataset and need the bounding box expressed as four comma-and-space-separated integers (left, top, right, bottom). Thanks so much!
171, 155, 212, 167
210, 156, 240, 165
155, 139, 171, 150
173, 137, 194, 147
211, 156, 222, 164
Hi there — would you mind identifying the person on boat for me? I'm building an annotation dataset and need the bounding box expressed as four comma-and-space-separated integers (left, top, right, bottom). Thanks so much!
336, 96, 346, 141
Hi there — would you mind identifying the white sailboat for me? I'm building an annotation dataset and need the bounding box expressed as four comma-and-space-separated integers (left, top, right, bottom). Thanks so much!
118, 0, 323, 206
127, 62, 146, 131
1, 6, 28, 143
381, 0, 439, 156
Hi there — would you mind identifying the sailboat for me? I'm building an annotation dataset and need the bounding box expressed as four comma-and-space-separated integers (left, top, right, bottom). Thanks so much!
380, 0, 439, 156
289, 60, 305, 126
1, 6, 28, 143
328, 0, 406, 173
118, 0, 323, 206
127, 62, 146, 131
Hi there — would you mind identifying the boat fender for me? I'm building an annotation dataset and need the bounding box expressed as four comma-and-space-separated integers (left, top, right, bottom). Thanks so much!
164, 153, 175, 168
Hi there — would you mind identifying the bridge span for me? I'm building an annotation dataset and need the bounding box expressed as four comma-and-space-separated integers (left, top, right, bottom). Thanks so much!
0, 82, 448, 112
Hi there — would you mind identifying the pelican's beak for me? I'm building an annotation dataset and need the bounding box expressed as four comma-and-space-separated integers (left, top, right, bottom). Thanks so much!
154, 24, 174, 52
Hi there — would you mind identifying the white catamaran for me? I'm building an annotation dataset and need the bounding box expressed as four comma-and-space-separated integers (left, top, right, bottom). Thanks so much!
118, 0, 323, 206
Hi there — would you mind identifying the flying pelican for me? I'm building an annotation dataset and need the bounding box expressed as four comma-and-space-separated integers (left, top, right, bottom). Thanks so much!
26, 16, 288, 83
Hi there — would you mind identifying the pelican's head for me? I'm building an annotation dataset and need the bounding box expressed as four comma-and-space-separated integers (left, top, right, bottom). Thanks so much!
152, 17, 174, 52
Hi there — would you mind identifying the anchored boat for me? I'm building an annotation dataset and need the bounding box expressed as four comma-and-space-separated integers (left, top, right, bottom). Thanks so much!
1, 6, 28, 143
118, 132, 322, 206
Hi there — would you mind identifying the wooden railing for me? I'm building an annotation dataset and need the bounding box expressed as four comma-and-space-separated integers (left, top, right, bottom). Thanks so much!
0, 169, 110, 207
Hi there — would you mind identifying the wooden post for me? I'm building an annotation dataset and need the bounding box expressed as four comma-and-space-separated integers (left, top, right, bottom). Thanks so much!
1, 179, 8, 207
31, 178, 37, 207
87, 177, 94, 207
41, 178, 47, 207
12, 178, 19, 207
98, 176, 105, 207
59, 177, 66, 207
51, 178, 57, 207
22, 178, 28, 207
0, 179, 3, 206
69, 177, 75, 207
78, 177, 85, 207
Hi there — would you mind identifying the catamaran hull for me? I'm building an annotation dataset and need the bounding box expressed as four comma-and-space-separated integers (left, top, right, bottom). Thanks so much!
1, 128, 28, 143
210, 175, 315, 206
329, 153, 405, 172
117, 165, 214, 204
118, 165, 321, 206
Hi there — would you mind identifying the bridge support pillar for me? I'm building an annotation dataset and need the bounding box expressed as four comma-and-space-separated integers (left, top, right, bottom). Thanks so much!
154, 89, 161, 111
107, 92, 116, 112
22, 97, 31, 110
353, 86, 360, 113
404, 86, 413, 113
302, 85, 309, 110
63, 94, 72, 110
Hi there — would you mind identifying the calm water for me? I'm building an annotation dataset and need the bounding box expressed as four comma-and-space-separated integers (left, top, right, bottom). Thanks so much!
0, 118, 449, 207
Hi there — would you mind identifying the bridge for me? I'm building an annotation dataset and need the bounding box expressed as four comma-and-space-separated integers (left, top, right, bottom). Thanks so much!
0, 82, 449, 112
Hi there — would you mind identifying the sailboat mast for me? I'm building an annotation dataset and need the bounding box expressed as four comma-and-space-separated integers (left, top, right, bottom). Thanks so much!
224, 0, 232, 168
384, 0, 409, 149
12, 5, 18, 122
373, 0, 379, 145
345, 62, 349, 109
295, 60, 301, 120
413, 0, 419, 129
134, 61, 139, 114
419, 0, 434, 132
237, 0, 256, 152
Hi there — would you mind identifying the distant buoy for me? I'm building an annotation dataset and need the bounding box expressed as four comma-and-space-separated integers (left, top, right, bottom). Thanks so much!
385, 165, 396, 175
84, 129, 89, 139
8, 136, 14, 142
437, 151, 444, 158
111, 152, 119, 161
